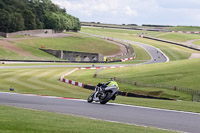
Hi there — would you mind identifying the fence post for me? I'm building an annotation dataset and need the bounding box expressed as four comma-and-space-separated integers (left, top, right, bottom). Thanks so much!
174, 86, 177, 91
94, 74, 97, 78
134, 82, 137, 86
192, 93, 194, 102
198, 92, 200, 102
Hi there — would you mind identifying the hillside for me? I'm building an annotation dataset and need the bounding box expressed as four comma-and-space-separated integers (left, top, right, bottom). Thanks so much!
0, 33, 121, 60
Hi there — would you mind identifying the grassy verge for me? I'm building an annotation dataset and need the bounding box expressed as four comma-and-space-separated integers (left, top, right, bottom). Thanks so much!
193, 40, 200, 46
131, 43, 151, 60
167, 26, 200, 32
157, 32, 200, 42
0, 105, 175, 133
98, 58, 200, 91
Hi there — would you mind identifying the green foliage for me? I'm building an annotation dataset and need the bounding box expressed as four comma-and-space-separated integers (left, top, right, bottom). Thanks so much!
0, 0, 80, 32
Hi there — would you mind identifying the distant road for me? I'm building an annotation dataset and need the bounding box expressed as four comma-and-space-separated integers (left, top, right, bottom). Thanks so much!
80, 32, 169, 63
0, 92, 200, 133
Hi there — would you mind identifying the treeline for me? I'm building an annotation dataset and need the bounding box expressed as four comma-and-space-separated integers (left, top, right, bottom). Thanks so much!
142, 24, 173, 27
0, 0, 81, 33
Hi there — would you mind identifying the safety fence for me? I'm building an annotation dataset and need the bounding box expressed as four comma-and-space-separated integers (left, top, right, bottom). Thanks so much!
95, 74, 200, 102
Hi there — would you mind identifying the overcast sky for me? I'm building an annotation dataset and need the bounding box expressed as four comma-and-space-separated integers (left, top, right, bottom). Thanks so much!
51, 0, 200, 26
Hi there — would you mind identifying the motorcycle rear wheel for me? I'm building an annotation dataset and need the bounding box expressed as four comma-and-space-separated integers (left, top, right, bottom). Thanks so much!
100, 92, 111, 104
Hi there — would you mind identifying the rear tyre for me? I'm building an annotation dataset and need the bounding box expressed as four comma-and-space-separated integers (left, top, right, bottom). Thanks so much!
87, 93, 94, 103
100, 92, 112, 104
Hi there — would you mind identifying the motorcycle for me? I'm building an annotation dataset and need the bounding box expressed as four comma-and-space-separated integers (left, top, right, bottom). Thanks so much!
87, 83, 118, 104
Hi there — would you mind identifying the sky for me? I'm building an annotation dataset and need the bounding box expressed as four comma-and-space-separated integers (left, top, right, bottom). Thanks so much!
51, 0, 200, 26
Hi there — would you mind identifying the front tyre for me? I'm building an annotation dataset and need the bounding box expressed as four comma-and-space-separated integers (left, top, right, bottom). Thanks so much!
87, 93, 94, 103
100, 92, 112, 104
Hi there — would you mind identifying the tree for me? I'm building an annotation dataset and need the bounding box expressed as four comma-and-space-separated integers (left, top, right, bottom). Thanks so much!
0, 0, 81, 32
23, 10, 37, 30
9, 12, 25, 32
0, 10, 11, 32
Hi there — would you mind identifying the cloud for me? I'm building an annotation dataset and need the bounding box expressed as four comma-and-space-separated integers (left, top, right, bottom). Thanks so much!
124, 6, 137, 16
51, 0, 200, 26
156, 0, 200, 9
52, 0, 138, 17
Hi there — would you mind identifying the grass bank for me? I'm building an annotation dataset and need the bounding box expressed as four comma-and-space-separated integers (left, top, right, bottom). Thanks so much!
0, 105, 175, 133
167, 26, 200, 32
158, 33, 200, 42
19, 36, 120, 56
98, 58, 200, 91
0, 34, 121, 60
194, 40, 200, 46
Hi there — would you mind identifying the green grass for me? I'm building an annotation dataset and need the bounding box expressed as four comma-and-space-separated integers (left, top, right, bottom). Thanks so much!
66, 68, 192, 101
0, 36, 4, 38
193, 40, 200, 46
0, 34, 121, 60
19, 36, 120, 56
158, 33, 200, 42
0, 66, 199, 113
131, 43, 151, 60
167, 26, 200, 32
98, 58, 200, 91
81, 27, 200, 61
114, 96, 200, 113
0, 67, 91, 99
0, 105, 175, 133
0, 60, 147, 66
0, 45, 27, 60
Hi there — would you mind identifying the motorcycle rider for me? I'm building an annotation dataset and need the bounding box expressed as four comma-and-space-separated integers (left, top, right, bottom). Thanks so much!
97, 78, 119, 90
106, 78, 119, 89
105, 78, 119, 100
88, 78, 119, 103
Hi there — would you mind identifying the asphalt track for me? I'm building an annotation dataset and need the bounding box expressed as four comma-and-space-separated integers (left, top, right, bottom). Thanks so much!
0, 92, 200, 133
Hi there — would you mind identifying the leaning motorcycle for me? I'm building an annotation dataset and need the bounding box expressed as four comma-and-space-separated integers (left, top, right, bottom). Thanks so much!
87, 83, 118, 104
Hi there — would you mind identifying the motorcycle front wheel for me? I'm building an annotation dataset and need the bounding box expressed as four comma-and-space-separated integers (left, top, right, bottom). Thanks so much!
87, 93, 94, 103
99, 92, 111, 104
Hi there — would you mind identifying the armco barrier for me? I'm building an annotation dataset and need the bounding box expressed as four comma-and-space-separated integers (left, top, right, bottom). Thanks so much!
60, 66, 174, 101
172, 31, 200, 34
140, 35, 200, 51
0, 59, 122, 63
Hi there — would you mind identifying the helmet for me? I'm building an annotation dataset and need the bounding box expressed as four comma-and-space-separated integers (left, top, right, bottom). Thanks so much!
109, 78, 114, 81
